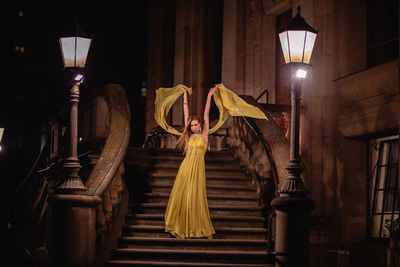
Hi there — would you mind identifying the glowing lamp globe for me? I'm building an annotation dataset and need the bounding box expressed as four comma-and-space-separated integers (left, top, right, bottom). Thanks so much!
59, 36, 92, 69
278, 6, 318, 66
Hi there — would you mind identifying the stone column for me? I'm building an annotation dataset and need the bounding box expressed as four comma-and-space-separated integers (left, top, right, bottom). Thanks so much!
174, 0, 222, 123
48, 194, 101, 267
146, 0, 176, 134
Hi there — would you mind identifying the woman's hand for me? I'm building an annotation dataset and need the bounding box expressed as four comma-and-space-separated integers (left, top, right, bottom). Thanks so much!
208, 86, 217, 96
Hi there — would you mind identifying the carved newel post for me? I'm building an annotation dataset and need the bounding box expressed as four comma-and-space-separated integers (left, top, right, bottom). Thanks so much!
271, 6, 318, 267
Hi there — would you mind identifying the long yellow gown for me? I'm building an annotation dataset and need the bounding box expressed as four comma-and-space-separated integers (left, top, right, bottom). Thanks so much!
164, 134, 215, 238
155, 83, 268, 239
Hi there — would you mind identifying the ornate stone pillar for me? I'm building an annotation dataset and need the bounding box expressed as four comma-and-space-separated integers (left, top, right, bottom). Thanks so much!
48, 194, 101, 267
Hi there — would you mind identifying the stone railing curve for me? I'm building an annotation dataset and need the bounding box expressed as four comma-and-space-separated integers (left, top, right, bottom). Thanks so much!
83, 83, 131, 197
238, 95, 290, 191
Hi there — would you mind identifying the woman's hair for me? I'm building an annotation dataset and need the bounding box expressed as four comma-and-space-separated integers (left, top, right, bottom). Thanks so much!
176, 115, 202, 152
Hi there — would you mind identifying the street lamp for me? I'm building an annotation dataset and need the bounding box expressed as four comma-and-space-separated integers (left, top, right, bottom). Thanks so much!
271, 6, 318, 267
278, 5, 317, 81
56, 28, 92, 192
278, 5, 318, 196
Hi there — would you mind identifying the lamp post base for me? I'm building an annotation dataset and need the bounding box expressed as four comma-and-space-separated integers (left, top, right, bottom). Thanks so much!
271, 196, 315, 267
56, 158, 86, 192
48, 194, 101, 267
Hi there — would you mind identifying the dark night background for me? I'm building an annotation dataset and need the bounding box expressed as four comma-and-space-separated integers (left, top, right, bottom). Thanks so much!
0, 6, 149, 191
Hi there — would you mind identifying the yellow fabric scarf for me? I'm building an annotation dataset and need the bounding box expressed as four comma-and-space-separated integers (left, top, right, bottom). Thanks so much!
154, 83, 268, 135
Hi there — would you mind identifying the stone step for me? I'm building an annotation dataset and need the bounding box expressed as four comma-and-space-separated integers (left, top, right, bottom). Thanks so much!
126, 160, 245, 172
113, 147, 274, 267
146, 174, 253, 187
126, 158, 240, 169
105, 259, 273, 267
130, 203, 264, 217
117, 237, 268, 251
128, 147, 236, 158
127, 151, 237, 162
149, 169, 249, 179
148, 183, 258, 195
109, 248, 271, 264
142, 192, 260, 206
122, 225, 268, 240
126, 214, 266, 228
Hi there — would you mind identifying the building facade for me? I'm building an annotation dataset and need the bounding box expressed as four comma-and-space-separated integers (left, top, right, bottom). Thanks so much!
145, 0, 400, 266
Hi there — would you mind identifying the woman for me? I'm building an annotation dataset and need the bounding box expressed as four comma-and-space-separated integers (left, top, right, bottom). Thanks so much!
164, 86, 217, 239
155, 83, 268, 239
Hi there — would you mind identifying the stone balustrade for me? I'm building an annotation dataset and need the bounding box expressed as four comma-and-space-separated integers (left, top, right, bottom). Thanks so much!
227, 116, 274, 206
143, 126, 229, 151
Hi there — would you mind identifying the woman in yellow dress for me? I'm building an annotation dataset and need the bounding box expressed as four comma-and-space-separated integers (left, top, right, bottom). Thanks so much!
164, 86, 217, 239
155, 83, 268, 239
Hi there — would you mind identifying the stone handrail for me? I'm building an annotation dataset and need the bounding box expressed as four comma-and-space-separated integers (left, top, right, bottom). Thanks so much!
87, 84, 131, 265
238, 96, 290, 189
229, 116, 277, 200
83, 83, 131, 197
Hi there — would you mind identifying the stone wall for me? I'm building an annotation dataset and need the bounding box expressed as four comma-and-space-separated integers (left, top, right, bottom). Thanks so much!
145, 0, 400, 265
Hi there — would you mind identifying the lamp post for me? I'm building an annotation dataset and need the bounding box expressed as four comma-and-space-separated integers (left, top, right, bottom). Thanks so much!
271, 6, 318, 267
56, 31, 92, 192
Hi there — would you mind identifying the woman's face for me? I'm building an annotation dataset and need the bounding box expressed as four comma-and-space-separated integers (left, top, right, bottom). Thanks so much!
190, 120, 201, 134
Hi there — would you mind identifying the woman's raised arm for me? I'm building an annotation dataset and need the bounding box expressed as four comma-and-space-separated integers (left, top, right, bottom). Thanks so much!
183, 88, 189, 128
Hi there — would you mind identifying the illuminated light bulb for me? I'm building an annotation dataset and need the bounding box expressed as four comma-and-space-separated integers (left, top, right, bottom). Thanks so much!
74, 74, 84, 82
296, 69, 307, 78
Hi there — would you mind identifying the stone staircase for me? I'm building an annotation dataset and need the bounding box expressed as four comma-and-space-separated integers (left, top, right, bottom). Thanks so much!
105, 147, 274, 267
